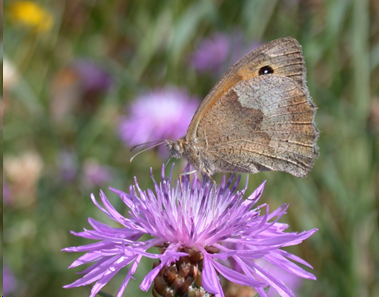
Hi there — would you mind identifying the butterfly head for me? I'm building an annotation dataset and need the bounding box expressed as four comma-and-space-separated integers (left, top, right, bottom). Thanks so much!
165, 138, 185, 159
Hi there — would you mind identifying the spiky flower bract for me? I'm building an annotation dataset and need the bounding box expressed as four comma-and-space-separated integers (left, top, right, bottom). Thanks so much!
63, 165, 317, 297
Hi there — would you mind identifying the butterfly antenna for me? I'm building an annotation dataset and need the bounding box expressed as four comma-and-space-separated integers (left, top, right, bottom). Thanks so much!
130, 139, 165, 153
165, 156, 174, 167
129, 140, 167, 162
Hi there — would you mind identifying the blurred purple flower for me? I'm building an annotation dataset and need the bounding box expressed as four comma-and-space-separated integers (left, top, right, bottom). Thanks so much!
63, 165, 317, 297
50, 59, 113, 122
73, 59, 113, 93
58, 153, 113, 187
59, 151, 78, 183
191, 33, 230, 73
3, 177, 11, 204
190, 32, 261, 75
3, 265, 17, 295
83, 159, 114, 187
118, 87, 199, 155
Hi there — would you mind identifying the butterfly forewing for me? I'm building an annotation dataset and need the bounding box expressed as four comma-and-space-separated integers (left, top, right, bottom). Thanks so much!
186, 37, 308, 141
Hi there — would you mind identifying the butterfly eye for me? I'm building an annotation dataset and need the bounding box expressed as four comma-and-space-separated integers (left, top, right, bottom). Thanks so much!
259, 65, 274, 75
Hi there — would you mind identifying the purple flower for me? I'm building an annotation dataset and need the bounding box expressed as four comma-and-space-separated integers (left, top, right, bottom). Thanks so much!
3, 265, 17, 295
190, 32, 261, 75
83, 159, 114, 187
63, 165, 317, 297
3, 177, 11, 204
73, 59, 113, 93
190, 33, 230, 73
118, 87, 199, 155
262, 260, 303, 297
50, 59, 112, 122
59, 151, 78, 183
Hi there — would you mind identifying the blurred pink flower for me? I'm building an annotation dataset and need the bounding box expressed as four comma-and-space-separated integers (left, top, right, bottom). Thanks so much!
191, 33, 230, 73
118, 87, 199, 156
59, 151, 78, 183
58, 153, 113, 187
3, 265, 18, 295
50, 59, 113, 122
73, 59, 113, 94
83, 159, 114, 187
3, 177, 11, 204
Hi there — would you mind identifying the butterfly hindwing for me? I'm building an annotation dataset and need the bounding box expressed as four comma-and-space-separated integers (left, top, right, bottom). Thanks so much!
195, 75, 318, 177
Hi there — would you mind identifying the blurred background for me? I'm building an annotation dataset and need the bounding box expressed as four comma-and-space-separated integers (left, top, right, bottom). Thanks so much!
2, 0, 379, 296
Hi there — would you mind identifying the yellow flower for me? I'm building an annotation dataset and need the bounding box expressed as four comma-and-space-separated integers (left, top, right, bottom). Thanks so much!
8, 1, 53, 32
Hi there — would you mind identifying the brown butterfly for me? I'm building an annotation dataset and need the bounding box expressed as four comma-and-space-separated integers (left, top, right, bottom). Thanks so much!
165, 37, 319, 179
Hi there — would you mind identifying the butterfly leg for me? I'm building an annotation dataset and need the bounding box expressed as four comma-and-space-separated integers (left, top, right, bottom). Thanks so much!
204, 172, 216, 184
179, 169, 198, 192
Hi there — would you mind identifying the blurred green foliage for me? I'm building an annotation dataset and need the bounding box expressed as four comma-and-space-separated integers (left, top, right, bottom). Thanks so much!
3, 0, 379, 296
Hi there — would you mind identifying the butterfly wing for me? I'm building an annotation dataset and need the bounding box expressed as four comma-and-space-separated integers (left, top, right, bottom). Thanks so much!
194, 74, 319, 177
187, 37, 310, 140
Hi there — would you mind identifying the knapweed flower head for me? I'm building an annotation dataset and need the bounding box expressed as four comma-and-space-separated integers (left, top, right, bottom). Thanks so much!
63, 165, 317, 297
7, 1, 53, 32
118, 87, 199, 156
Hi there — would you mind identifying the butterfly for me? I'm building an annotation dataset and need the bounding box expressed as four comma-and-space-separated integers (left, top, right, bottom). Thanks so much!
165, 37, 319, 179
